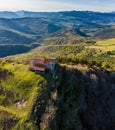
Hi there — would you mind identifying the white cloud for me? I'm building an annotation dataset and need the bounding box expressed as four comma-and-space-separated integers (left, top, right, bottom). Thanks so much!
0, 0, 114, 12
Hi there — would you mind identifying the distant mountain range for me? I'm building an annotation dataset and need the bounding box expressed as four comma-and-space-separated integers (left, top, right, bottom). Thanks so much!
0, 10, 115, 57
0, 10, 115, 19
0, 11, 57, 18
111, 11, 115, 14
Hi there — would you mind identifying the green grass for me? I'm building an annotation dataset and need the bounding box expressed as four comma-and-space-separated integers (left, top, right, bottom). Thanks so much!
3, 38, 115, 70
0, 61, 46, 129
96, 38, 115, 46
87, 38, 115, 53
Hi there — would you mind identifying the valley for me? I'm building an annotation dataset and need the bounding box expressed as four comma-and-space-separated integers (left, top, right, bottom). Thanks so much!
0, 11, 115, 58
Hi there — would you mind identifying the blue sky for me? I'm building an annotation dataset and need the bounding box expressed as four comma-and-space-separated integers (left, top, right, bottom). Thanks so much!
0, 0, 115, 12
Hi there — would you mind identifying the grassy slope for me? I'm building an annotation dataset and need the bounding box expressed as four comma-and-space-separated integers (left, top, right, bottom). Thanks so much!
92, 27, 115, 39
39, 28, 88, 45
86, 38, 115, 59
0, 60, 47, 130
5, 38, 115, 70
0, 28, 36, 44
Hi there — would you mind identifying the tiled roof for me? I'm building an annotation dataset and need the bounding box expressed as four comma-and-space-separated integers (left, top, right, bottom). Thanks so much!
29, 63, 46, 72
33, 58, 54, 65
29, 58, 55, 72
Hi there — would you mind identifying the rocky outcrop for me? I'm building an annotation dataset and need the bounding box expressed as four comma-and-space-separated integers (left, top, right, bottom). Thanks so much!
32, 65, 115, 130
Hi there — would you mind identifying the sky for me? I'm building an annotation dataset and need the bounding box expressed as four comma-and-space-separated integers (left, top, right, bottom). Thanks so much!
0, 0, 115, 12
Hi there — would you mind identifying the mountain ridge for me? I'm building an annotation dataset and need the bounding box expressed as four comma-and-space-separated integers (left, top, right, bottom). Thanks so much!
0, 10, 115, 19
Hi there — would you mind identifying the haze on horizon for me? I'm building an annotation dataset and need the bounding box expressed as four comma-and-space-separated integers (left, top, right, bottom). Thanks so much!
0, 0, 115, 12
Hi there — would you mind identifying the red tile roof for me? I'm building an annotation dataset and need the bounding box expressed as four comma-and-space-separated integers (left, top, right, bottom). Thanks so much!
29, 63, 46, 72
33, 58, 54, 65
29, 58, 55, 72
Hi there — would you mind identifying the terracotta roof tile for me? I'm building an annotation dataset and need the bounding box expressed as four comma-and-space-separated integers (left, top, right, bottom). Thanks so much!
33, 58, 54, 65
29, 63, 46, 72
29, 58, 55, 72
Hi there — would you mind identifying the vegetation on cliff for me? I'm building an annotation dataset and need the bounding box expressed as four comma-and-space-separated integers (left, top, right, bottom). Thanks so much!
0, 55, 114, 130
0, 61, 46, 130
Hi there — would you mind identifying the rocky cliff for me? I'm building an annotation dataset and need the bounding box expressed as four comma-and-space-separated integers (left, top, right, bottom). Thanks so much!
32, 65, 115, 130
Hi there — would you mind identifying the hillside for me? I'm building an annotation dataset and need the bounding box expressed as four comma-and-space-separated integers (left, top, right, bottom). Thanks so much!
0, 11, 115, 58
0, 18, 62, 44
0, 29, 35, 44
0, 44, 38, 58
0, 17, 62, 57
0, 59, 114, 130
0, 11, 115, 45
92, 27, 115, 39
5, 38, 115, 71
39, 28, 88, 45
0, 61, 46, 130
